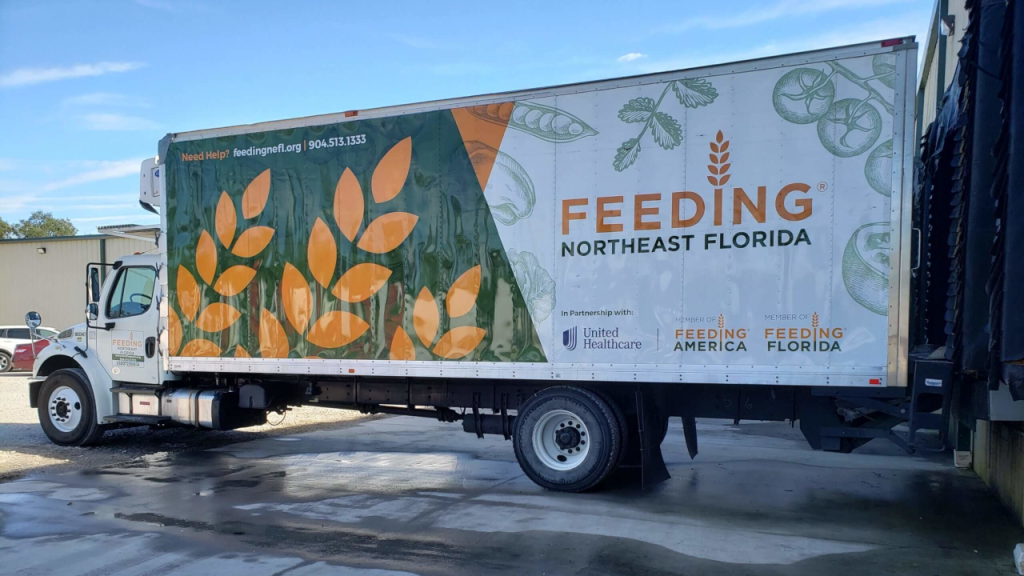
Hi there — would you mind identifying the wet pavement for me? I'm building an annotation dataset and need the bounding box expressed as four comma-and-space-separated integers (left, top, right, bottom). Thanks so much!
0, 416, 1021, 575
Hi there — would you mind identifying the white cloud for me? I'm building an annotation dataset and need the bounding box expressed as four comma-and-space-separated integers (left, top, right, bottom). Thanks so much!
40, 158, 145, 192
617, 53, 648, 63
0, 61, 145, 88
0, 192, 37, 214
81, 113, 160, 131
654, 0, 916, 34
0, 160, 146, 220
61, 92, 150, 109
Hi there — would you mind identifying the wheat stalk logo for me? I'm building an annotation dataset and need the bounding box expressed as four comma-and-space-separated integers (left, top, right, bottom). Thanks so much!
718, 313, 725, 346
812, 312, 819, 346
707, 131, 731, 187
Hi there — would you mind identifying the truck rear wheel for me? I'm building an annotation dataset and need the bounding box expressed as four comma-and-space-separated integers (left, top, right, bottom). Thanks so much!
37, 368, 104, 446
0, 352, 11, 373
513, 386, 623, 492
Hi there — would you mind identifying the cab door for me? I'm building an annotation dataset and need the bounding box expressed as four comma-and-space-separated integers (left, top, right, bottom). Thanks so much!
96, 265, 159, 384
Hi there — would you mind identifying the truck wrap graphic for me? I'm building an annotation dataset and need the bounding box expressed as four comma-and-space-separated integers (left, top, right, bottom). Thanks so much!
166, 107, 546, 362
167, 51, 901, 384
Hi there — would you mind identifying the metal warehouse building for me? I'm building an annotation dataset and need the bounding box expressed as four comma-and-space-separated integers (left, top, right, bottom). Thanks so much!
915, 0, 1024, 526
0, 226, 157, 332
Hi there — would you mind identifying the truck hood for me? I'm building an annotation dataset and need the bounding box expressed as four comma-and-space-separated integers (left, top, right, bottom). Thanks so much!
32, 323, 88, 377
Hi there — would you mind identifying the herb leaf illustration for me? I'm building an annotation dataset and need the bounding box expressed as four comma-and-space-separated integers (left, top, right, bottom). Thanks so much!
671, 79, 718, 108
612, 79, 718, 171
650, 112, 682, 149
618, 97, 656, 123
614, 138, 641, 172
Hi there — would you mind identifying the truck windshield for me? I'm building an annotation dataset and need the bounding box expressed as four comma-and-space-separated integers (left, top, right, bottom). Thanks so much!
107, 267, 156, 319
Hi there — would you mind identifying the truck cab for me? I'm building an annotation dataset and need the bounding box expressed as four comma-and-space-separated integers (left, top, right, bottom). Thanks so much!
29, 252, 167, 445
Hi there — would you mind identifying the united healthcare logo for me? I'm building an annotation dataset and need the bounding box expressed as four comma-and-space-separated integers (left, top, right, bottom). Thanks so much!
562, 327, 578, 351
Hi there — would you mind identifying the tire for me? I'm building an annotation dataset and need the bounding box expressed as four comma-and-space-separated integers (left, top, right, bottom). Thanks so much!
37, 368, 105, 446
0, 352, 11, 373
590, 388, 630, 468
513, 386, 623, 492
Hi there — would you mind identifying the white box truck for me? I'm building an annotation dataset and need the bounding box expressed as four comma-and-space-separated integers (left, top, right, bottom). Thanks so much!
30, 37, 941, 491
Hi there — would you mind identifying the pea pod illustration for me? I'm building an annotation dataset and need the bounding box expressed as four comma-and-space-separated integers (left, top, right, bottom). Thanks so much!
864, 140, 893, 196
842, 223, 890, 315
508, 249, 556, 322
465, 141, 536, 226
466, 102, 597, 143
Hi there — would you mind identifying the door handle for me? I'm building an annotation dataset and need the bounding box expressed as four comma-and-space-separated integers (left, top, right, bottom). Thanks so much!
145, 337, 156, 358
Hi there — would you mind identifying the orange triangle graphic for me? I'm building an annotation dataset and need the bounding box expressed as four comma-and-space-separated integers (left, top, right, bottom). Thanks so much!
452, 104, 511, 193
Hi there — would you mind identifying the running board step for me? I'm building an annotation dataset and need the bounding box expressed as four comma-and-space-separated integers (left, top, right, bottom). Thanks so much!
103, 414, 173, 426
110, 385, 162, 394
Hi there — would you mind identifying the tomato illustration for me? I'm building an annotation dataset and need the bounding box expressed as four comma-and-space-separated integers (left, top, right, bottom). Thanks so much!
772, 68, 836, 124
816, 99, 882, 157
872, 54, 896, 90
842, 223, 890, 315
865, 140, 893, 196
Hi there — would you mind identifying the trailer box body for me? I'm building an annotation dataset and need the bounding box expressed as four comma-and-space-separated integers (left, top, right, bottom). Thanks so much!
29, 39, 931, 490
161, 40, 914, 389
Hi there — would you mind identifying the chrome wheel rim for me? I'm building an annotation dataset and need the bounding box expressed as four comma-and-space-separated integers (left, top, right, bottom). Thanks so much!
0, 355, 8, 370
532, 409, 590, 471
49, 386, 82, 433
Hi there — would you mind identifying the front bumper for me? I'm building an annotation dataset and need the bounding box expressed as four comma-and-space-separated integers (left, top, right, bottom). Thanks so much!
29, 379, 42, 409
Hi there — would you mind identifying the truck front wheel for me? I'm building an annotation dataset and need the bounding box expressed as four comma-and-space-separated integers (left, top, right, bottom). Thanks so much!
37, 368, 104, 446
513, 386, 622, 492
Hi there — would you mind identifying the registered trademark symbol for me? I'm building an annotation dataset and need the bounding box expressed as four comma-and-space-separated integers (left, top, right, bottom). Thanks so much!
817, 182, 828, 192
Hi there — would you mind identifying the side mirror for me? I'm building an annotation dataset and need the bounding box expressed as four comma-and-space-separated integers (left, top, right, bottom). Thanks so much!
25, 311, 41, 329
86, 303, 98, 321
90, 267, 101, 303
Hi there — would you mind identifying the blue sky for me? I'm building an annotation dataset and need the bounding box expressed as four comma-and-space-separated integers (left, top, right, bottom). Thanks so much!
0, 0, 932, 234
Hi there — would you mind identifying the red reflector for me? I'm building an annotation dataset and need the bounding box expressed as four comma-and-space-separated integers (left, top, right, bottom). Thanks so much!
880, 38, 903, 47
344, 110, 358, 117
348, 368, 355, 373
869, 378, 881, 385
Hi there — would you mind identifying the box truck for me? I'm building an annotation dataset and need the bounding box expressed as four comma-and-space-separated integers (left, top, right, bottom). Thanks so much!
29, 37, 942, 491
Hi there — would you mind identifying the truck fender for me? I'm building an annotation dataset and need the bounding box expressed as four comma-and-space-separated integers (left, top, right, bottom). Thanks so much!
33, 343, 114, 421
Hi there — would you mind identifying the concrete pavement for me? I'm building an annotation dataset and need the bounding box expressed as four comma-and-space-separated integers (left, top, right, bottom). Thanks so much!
0, 415, 1020, 575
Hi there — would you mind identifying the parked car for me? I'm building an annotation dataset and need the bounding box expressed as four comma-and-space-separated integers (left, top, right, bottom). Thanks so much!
12, 339, 51, 372
0, 326, 58, 372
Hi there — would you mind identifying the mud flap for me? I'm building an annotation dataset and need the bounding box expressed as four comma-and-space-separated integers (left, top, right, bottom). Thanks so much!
635, 390, 670, 488
682, 416, 698, 459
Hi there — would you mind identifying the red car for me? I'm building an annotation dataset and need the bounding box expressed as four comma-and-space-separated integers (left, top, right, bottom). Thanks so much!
11, 339, 50, 372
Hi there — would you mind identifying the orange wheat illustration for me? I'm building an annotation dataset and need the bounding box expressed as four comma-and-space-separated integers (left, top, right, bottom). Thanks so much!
707, 131, 731, 187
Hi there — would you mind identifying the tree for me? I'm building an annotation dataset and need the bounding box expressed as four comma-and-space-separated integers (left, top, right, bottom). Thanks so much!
14, 211, 77, 238
0, 217, 16, 239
